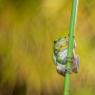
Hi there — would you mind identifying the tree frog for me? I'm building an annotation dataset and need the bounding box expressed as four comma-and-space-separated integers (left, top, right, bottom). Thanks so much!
53, 37, 79, 76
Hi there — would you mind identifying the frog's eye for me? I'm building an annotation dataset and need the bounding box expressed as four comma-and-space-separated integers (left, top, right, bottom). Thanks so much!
54, 39, 58, 44
54, 40, 57, 44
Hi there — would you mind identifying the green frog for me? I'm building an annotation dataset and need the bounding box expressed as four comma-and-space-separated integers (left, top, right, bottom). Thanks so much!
53, 37, 79, 76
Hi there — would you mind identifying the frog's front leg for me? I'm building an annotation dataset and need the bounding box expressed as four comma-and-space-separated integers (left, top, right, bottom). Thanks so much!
53, 54, 57, 65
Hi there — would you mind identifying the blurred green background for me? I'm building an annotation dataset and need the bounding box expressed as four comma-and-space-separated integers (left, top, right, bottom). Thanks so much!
0, 0, 95, 95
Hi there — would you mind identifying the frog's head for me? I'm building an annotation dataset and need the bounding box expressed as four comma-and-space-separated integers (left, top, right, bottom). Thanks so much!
53, 37, 68, 54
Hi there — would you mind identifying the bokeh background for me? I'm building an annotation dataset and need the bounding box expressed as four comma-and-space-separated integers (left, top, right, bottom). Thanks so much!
0, 0, 95, 95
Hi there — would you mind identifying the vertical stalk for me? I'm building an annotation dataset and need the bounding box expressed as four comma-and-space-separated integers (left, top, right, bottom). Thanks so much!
63, 0, 78, 95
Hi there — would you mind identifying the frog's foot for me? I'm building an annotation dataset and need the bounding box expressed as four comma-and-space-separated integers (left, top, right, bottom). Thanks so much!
72, 56, 80, 73
56, 64, 66, 76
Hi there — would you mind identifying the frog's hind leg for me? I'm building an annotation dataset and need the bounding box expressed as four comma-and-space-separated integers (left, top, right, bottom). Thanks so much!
72, 56, 80, 73
56, 64, 66, 76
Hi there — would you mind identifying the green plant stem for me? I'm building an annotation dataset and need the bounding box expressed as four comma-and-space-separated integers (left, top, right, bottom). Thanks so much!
63, 0, 78, 95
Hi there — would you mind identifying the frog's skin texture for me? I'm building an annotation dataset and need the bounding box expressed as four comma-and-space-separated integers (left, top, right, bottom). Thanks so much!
53, 37, 79, 76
